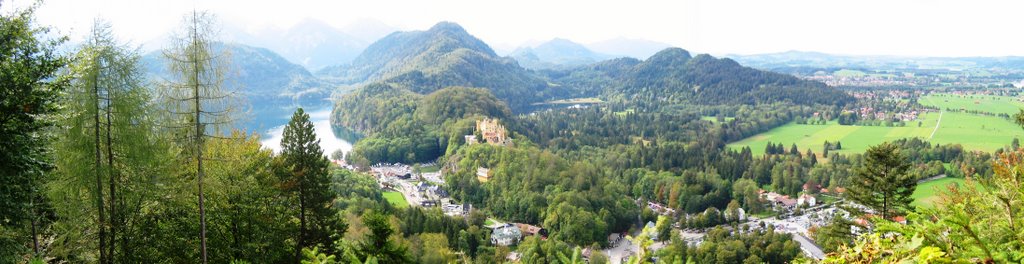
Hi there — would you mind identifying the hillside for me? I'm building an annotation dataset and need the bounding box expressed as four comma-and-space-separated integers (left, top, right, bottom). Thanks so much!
547, 48, 854, 105
511, 38, 612, 69
319, 22, 559, 109
144, 42, 333, 129
223, 19, 374, 70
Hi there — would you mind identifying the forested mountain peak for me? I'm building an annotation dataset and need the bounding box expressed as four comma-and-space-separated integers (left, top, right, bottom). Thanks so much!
319, 21, 498, 83
642, 47, 693, 67
321, 22, 559, 109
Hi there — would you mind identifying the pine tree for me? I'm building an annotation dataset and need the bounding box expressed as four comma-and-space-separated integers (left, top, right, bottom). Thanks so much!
280, 108, 343, 260
846, 142, 915, 219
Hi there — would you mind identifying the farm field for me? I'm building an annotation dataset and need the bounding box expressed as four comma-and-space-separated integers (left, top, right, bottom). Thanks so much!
919, 93, 1024, 116
728, 111, 1023, 156
382, 191, 409, 208
911, 177, 980, 208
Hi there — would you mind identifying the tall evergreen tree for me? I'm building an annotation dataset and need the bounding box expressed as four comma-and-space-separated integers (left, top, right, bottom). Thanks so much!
0, 3, 68, 261
280, 108, 343, 260
846, 142, 915, 219
353, 211, 412, 263
159, 11, 234, 263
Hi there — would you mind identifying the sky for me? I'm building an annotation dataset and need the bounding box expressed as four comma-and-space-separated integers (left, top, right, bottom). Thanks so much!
3, 0, 1022, 57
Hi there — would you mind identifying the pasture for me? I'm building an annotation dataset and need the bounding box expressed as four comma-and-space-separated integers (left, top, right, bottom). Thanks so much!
728, 111, 1023, 156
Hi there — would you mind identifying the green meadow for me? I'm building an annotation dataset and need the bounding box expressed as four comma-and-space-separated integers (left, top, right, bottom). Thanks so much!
728, 111, 1023, 156
919, 93, 1024, 116
911, 177, 982, 208
382, 191, 409, 208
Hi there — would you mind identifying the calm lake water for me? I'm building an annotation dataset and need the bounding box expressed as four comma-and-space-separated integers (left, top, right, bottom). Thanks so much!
259, 108, 353, 156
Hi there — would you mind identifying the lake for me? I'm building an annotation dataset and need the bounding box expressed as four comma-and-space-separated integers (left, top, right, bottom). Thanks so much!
259, 108, 353, 157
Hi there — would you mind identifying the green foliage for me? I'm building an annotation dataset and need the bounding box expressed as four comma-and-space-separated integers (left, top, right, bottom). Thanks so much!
685, 226, 801, 264
302, 246, 338, 264
549, 48, 853, 107
0, 4, 68, 261
320, 22, 554, 110
846, 142, 915, 219
557, 247, 586, 264
337, 85, 511, 165
518, 235, 572, 264
447, 143, 638, 246
280, 108, 345, 257
331, 169, 385, 214
353, 211, 413, 264
820, 233, 953, 264
48, 20, 167, 263
812, 216, 854, 253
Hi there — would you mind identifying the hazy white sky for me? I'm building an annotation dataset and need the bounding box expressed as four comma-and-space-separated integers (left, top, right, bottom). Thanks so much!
4, 0, 1022, 57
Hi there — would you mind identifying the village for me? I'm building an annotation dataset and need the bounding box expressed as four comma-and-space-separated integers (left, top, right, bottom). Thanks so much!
344, 117, 912, 263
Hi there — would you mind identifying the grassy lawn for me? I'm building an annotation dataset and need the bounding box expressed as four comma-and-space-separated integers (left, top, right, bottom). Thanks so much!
751, 211, 778, 219
417, 163, 441, 173
728, 111, 1022, 156
919, 93, 1024, 116
833, 69, 866, 77
912, 177, 981, 208
382, 191, 409, 208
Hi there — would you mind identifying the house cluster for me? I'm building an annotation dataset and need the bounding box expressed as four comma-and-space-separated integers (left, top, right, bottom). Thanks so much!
370, 164, 412, 179
846, 107, 919, 122
443, 203, 470, 217
490, 224, 522, 246
488, 222, 548, 246
760, 190, 817, 210
416, 181, 449, 199
466, 118, 511, 146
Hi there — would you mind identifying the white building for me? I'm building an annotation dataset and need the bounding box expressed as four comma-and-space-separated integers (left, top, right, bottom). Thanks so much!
798, 194, 817, 207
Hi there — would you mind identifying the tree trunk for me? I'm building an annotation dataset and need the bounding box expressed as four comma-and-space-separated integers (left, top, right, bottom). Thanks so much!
30, 197, 38, 255
105, 92, 117, 264
297, 181, 306, 263
193, 12, 209, 263
93, 69, 107, 264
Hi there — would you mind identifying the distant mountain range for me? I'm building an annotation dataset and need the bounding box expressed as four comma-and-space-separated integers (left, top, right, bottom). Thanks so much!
322, 21, 852, 117
138, 21, 867, 133
221, 19, 398, 71
143, 42, 335, 130
726, 50, 1024, 72
510, 38, 613, 70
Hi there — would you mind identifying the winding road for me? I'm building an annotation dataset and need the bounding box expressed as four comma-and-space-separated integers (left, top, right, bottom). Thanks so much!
929, 111, 944, 139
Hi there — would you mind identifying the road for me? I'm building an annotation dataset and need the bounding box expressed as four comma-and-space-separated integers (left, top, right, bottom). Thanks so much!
929, 111, 943, 139
793, 233, 826, 260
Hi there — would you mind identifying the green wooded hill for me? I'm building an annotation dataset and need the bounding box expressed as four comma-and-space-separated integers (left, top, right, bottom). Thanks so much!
330, 22, 853, 165
546, 48, 854, 105
144, 42, 335, 131
144, 42, 331, 106
318, 22, 555, 110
